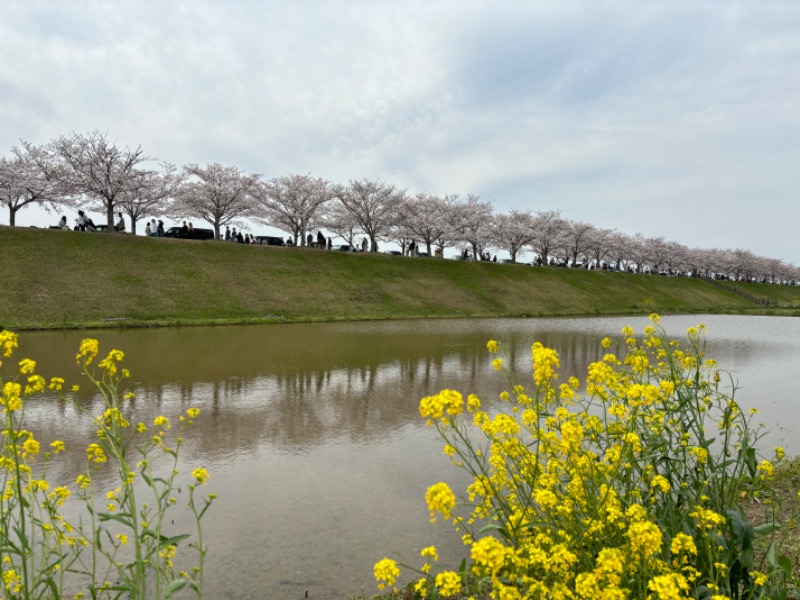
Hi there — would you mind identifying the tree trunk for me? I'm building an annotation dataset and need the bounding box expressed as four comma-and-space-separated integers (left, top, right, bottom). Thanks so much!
106, 202, 114, 229
9, 207, 16, 227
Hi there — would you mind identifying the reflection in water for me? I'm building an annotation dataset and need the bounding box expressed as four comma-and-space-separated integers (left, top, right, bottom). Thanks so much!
13, 315, 800, 599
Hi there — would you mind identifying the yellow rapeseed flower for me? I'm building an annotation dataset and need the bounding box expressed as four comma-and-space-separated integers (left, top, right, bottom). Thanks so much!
76, 339, 99, 365
85, 444, 107, 464
419, 389, 464, 422
22, 437, 40, 456
647, 573, 688, 600
98, 349, 125, 375
532, 342, 560, 385
471, 536, 505, 573
18, 358, 36, 374
435, 571, 462, 597
0, 330, 19, 358
670, 533, 697, 556
425, 482, 456, 522
627, 520, 662, 558
374, 558, 400, 590
192, 467, 209, 484
421, 545, 438, 560
650, 475, 671, 493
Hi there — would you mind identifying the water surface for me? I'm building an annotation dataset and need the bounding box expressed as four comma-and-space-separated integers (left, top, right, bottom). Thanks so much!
14, 315, 800, 599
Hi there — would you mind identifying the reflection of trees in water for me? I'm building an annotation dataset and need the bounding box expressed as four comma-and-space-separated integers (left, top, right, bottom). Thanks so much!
20, 319, 781, 489
22, 332, 625, 477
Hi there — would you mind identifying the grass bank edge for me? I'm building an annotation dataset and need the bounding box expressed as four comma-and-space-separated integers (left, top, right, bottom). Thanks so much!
2, 226, 799, 331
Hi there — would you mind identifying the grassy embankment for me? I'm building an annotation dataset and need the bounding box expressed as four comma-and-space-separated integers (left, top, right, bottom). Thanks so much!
2, 225, 799, 330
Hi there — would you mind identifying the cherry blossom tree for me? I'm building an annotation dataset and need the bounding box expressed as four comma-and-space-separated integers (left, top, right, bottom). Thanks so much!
455, 193, 494, 260
607, 231, 634, 272
492, 210, 535, 263
530, 210, 567, 265
561, 220, 595, 267
334, 178, 402, 252
584, 227, 614, 269
0, 142, 63, 226
660, 241, 689, 275
626, 233, 651, 273
50, 130, 150, 228
399, 192, 456, 256
116, 163, 182, 235
641, 236, 666, 273
254, 174, 336, 246
323, 199, 364, 247
174, 163, 261, 239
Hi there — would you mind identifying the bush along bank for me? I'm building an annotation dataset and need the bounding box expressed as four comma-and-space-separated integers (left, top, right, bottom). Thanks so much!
374, 315, 795, 600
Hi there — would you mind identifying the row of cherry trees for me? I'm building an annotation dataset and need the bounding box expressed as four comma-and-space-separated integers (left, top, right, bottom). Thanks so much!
1, 131, 798, 284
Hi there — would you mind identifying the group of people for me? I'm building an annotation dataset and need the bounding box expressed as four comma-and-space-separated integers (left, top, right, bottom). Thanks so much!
459, 248, 497, 262
224, 226, 257, 244
74, 210, 96, 232
145, 219, 166, 236
301, 231, 372, 252
305, 231, 333, 249
54, 214, 484, 261
57, 211, 128, 233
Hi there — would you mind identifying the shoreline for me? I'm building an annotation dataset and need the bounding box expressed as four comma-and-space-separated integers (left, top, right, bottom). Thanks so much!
6, 306, 798, 333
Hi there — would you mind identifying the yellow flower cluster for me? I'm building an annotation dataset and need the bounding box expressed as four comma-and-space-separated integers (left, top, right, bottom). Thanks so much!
374, 558, 399, 590
192, 467, 210, 485
378, 315, 784, 599
420, 389, 465, 424
425, 482, 456, 522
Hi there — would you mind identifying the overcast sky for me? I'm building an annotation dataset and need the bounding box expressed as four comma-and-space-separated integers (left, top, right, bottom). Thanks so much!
2, 1, 798, 263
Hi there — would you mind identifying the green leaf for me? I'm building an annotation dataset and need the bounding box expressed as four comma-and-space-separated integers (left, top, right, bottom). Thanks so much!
727, 509, 753, 550
477, 523, 504, 535
777, 554, 792, 577
164, 579, 188, 596
97, 512, 133, 528
159, 533, 190, 547
753, 522, 780, 535
745, 447, 757, 478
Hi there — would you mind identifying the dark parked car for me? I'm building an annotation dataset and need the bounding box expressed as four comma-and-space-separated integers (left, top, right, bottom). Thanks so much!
331, 244, 357, 252
255, 236, 286, 246
164, 227, 214, 240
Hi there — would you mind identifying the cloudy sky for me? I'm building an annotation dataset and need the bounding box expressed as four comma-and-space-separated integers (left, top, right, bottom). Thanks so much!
2, 1, 798, 263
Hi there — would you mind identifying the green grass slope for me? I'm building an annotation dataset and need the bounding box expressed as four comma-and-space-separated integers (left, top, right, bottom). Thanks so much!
1, 226, 798, 329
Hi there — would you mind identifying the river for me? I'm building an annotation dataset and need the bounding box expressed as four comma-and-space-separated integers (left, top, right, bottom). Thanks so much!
11, 314, 800, 599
